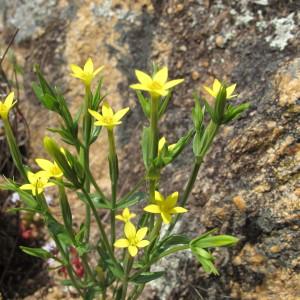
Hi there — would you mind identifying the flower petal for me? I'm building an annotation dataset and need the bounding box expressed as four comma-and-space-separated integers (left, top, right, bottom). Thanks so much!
123, 208, 130, 218
226, 83, 237, 98
84, 58, 94, 73
35, 158, 54, 171
4, 92, 14, 107
128, 246, 138, 257
161, 211, 172, 224
93, 66, 104, 76
19, 184, 33, 190
114, 239, 129, 248
135, 70, 152, 85
70, 64, 84, 75
102, 101, 114, 117
165, 191, 179, 209
113, 107, 129, 122
144, 204, 161, 214
203, 86, 216, 97
163, 79, 184, 90
129, 84, 151, 91
88, 109, 103, 121
136, 227, 148, 241
153, 67, 168, 84
212, 79, 222, 94
124, 222, 136, 239
170, 207, 188, 214
116, 215, 125, 222
27, 171, 36, 184
158, 137, 166, 153
154, 191, 164, 202
137, 240, 150, 248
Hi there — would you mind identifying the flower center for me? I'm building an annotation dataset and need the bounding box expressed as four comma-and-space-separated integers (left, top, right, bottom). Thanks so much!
150, 81, 163, 90
51, 165, 61, 176
103, 116, 114, 124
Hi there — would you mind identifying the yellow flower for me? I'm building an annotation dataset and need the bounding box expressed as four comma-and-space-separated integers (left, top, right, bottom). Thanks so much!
0, 92, 17, 120
88, 101, 129, 130
158, 137, 176, 154
70, 58, 103, 86
116, 208, 136, 223
35, 158, 63, 178
203, 79, 237, 99
20, 171, 55, 196
114, 222, 150, 257
130, 66, 184, 97
144, 191, 187, 224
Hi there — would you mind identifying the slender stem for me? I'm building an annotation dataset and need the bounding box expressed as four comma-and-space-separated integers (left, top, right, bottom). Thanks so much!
107, 129, 118, 247
149, 96, 159, 203
82, 87, 92, 243
3, 119, 27, 181
121, 253, 131, 300
81, 188, 114, 260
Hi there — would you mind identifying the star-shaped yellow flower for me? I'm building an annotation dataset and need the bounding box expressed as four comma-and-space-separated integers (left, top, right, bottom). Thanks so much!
0, 92, 17, 120
115, 208, 136, 223
114, 222, 150, 257
203, 79, 237, 99
158, 137, 176, 154
35, 158, 63, 178
130, 66, 184, 97
88, 102, 129, 130
20, 171, 55, 196
70, 58, 103, 86
144, 191, 187, 224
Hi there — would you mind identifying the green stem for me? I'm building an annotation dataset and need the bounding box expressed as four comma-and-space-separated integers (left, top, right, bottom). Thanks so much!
107, 129, 118, 248
81, 188, 114, 259
166, 121, 219, 236
121, 253, 131, 300
3, 118, 27, 181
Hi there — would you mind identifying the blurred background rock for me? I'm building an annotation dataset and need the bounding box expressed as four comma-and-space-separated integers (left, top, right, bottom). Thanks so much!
0, 0, 299, 299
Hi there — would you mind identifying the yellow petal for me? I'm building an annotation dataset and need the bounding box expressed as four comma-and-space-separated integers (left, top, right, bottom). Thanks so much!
154, 191, 164, 202
161, 211, 172, 224
35, 158, 54, 171
129, 83, 151, 91
70, 64, 84, 75
114, 239, 129, 248
158, 137, 166, 153
165, 191, 179, 208
27, 171, 36, 184
84, 58, 94, 73
144, 204, 161, 214
170, 207, 188, 214
168, 143, 176, 151
116, 215, 125, 222
212, 79, 222, 93
102, 102, 114, 117
4, 92, 14, 107
128, 245, 138, 257
19, 184, 33, 190
153, 89, 168, 97
113, 107, 129, 122
137, 240, 150, 248
226, 83, 237, 98
163, 79, 184, 90
88, 109, 103, 121
93, 66, 104, 76
136, 227, 148, 241
203, 86, 216, 97
124, 222, 136, 239
135, 70, 152, 85
153, 67, 168, 84
123, 208, 130, 218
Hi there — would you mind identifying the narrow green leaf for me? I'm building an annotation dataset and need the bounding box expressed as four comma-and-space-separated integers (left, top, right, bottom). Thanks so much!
20, 246, 52, 260
117, 192, 146, 209
130, 271, 164, 284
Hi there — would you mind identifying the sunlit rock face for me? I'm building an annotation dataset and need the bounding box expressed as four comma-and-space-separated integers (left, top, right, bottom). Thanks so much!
1, 0, 299, 299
